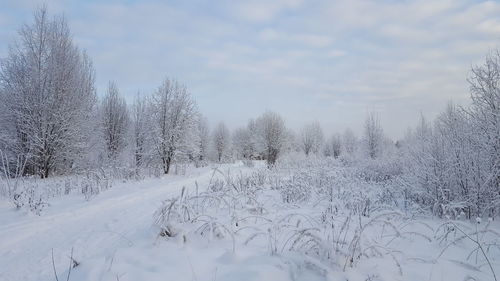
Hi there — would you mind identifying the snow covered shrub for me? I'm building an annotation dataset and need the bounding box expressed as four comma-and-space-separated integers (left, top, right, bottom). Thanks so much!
272, 156, 400, 216
152, 161, 422, 277
278, 172, 313, 203
81, 169, 111, 200
10, 179, 48, 215
398, 54, 500, 220
153, 158, 498, 280
154, 187, 193, 237
258, 157, 429, 274
435, 219, 500, 280
243, 212, 324, 256
151, 158, 500, 279
341, 212, 404, 270
208, 168, 267, 204
153, 184, 240, 253
153, 168, 275, 255
353, 157, 403, 183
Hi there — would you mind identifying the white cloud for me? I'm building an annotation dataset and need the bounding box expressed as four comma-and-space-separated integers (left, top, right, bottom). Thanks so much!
230, 0, 303, 22
326, 49, 346, 58
1, 0, 498, 139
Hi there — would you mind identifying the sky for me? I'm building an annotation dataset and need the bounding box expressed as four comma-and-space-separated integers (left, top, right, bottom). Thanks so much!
1, 0, 499, 139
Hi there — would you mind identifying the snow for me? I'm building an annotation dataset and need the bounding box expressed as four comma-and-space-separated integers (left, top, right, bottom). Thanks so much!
1, 161, 499, 281
0, 164, 239, 280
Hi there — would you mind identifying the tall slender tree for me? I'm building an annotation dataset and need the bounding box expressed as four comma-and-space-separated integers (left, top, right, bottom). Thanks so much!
212, 122, 230, 162
363, 113, 384, 159
101, 81, 129, 162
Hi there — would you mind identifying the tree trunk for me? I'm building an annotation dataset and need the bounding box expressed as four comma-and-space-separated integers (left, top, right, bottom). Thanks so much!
164, 156, 171, 174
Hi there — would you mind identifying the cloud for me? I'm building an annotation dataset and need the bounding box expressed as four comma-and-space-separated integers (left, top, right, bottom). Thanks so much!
229, 0, 303, 22
259, 28, 334, 48
1, 0, 499, 139
326, 49, 347, 58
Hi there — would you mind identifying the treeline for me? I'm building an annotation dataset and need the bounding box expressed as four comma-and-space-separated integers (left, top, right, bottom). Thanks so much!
0, 8, 498, 219
0, 8, 291, 178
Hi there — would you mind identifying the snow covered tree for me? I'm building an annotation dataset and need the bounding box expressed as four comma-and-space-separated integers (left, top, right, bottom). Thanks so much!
195, 114, 210, 163
324, 133, 342, 158
232, 127, 250, 159
0, 7, 96, 178
132, 93, 148, 168
247, 119, 260, 158
101, 81, 129, 162
342, 129, 357, 155
467, 51, 500, 206
233, 118, 262, 160
299, 121, 324, 156
255, 111, 287, 167
149, 78, 197, 174
211, 122, 231, 162
363, 113, 384, 159
403, 97, 499, 218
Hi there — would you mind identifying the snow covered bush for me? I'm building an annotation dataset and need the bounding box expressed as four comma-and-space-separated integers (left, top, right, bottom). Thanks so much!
81, 169, 111, 200
10, 179, 48, 215
277, 171, 313, 203
435, 219, 500, 280
152, 159, 432, 278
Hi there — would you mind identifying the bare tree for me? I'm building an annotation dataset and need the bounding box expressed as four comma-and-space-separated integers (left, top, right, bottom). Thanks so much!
300, 121, 324, 156
101, 81, 129, 162
149, 78, 197, 174
212, 122, 231, 162
0, 7, 96, 178
255, 111, 287, 167
363, 113, 384, 159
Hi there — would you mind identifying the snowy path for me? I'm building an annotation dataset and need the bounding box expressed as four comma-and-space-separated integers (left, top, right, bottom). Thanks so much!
0, 165, 235, 281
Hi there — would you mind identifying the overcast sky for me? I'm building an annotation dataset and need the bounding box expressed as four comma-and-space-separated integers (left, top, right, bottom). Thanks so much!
1, 0, 499, 139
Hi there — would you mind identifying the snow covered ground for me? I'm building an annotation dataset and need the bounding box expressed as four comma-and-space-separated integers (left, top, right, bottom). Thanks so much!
1, 161, 499, 281
0, 163, 244, 281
